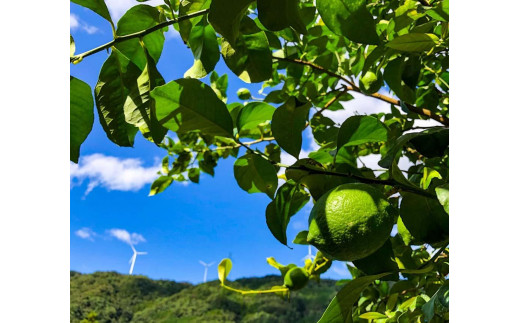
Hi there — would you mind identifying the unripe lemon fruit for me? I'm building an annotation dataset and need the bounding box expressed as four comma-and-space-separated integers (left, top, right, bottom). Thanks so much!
307, 183, 396, 261
283, 267, 309, 291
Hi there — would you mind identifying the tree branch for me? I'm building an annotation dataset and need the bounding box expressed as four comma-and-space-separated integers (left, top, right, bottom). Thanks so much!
288, 165, 436, 198
314, 86, 350, 117
70, 9, 210, 63
275, 57, 449, 126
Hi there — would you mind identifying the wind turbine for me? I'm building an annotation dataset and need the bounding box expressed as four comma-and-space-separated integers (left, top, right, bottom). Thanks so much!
302, 245, 315, 262
129, 244, 147, 275
199, 260, 215, 283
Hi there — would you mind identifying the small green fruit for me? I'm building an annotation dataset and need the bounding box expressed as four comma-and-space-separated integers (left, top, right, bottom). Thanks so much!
237, 88, 252, 100
359, 70, 383, 94
283, 267, 309, 291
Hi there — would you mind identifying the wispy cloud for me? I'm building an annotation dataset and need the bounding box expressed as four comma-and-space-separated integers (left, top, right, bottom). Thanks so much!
332, 264, 350, 277
70, 154, 160, 195
108, 228, 146, 246
105, 0, 164, 21
75, 227, 96, 241
70, 13, 99, 34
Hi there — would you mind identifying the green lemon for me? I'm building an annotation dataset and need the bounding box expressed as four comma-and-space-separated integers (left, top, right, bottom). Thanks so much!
359, 70, 383, 94
283, 267, 309, 291
307, 183, 397, 261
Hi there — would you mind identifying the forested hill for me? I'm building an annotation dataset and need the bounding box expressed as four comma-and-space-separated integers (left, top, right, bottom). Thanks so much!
70, 271, 340, 323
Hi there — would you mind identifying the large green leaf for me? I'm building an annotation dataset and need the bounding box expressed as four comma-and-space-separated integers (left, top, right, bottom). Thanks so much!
386, 33, 439, 52
71, 0, 113, 26
383, 57, 416, 103
115, 5, 165, 69
233, 153, 278, 198
400, 192, 449, 245
318, 272, 392, 323
208, 0, 253, 45
316, 0, 379, 44
353, 239, 399, 281
185, 15, 220, 78
337, 115, 388, 149
271, 98, 311, 159
266, 182, 310, 246
423, 281, 449, 321
123, 47, 167, 144
310, 115, 340, 149
435, 183, 449, 214
221, 19, 272, 83
178, 0, 211, 43
70, 76, 94, 163
257, 0, 307, 34
151, 78, 234, 137
236, 102, 275, 135
95, 50, 140, 147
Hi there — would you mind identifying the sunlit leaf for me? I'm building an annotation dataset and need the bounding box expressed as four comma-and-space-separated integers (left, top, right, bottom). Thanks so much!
71, 0, 113, 26
337, 115, 388, 149
218, 258, 232, 284
386, 33, 439, 52
149, 176, 173, 196
233, 153, 278, 198
185, 16, 220, 78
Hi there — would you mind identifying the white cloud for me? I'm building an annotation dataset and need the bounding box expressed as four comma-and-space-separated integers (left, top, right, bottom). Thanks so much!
105, 0, 164, 21
70, 13, 99, 34
70, 154, 160, 195
75, 227, 96, 241
322, 90, 393, 125
108, 228, 146, 246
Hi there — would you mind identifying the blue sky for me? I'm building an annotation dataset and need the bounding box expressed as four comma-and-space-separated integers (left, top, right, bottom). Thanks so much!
70, 1, 357, 283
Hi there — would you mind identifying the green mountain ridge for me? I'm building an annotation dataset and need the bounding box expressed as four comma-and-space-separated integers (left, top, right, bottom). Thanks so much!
71, 271, 340, 323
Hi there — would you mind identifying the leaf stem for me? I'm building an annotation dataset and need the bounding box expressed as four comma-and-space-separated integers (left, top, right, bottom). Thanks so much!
70, 9, 210, 63
222, 284, 289, 295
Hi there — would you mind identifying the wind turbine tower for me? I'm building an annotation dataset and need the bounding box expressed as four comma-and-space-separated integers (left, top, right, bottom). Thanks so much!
199, 260, 215, 283
129, 244, 147, 275
302, 245, 315, 262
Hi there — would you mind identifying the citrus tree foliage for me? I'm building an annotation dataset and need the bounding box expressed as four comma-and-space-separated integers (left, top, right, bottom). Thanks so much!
70, 0, 449, 321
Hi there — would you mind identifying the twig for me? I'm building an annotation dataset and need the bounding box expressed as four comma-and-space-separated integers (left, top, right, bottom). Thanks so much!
70, 9, 210, 63
315, 86, 350, 117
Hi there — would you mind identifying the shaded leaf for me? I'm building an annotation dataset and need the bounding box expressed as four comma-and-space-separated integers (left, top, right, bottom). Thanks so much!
318, 272, 392, 323
337, 115, 388, 148
236, 102, 275, 134
70, 76, 94, 163
185, 16, 220, 78
435, 183, 449, 214
293, 231, 309, 245
178, 0, 211, 43
266, 182, 310, 246
151, 78, 234, 137
94, 50, 140, 147
386, 33, 439, 52
233, 153, 278, 198
208, 0, 253, 45
316, 0, 379, 44
271, 98, 311, 159
353, 239, 399, 281
257, 0, 307, 34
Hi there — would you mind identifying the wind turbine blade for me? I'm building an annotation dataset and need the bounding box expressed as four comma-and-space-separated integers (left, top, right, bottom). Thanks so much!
199, 260, 207, 266
137, 252, 147, 255
129, 255, 136, 275
130, 244, 136, 253
208, 262, 215, 267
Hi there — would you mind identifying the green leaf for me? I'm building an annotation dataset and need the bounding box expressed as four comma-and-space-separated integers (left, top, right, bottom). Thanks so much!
271, 98, 311, 159
379, 128, 446, 169
318, 272, 392, 323
310, 115, 339, 149
115, 5, 165, 69
400, 192, 449, 245
353, 239, 399, 281
233, 153, 278, 198
236, 102, 275, 134
397, 216, 414, 246
383, 57, 416, 103
218, 258, 232, 284
221, 21, 272, 83
210, 72, 229, 102
293, 231, 309, 245
123, 46, 167, 144
423, 282, 449, 322
71, 0, 113, 26
257, 0, 307, 34
149, 176, 173, 196
337, 115, 388, 149
266, 182, 310, 246
208, 0, 253, 45
316, 0, 379, 44
185, 16, 220, 78
237, 88, 251, 100
70, 35, 75, 57
188, 168, 200, 183
359, 312, 387, 320
435, 183, 449, 214
426, 0, 449, 22
94, 50, 140, 147
70, 76, 94, 163
151, 78, 234, 137
386, 33, 439, 52
178, 0, 211, 43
